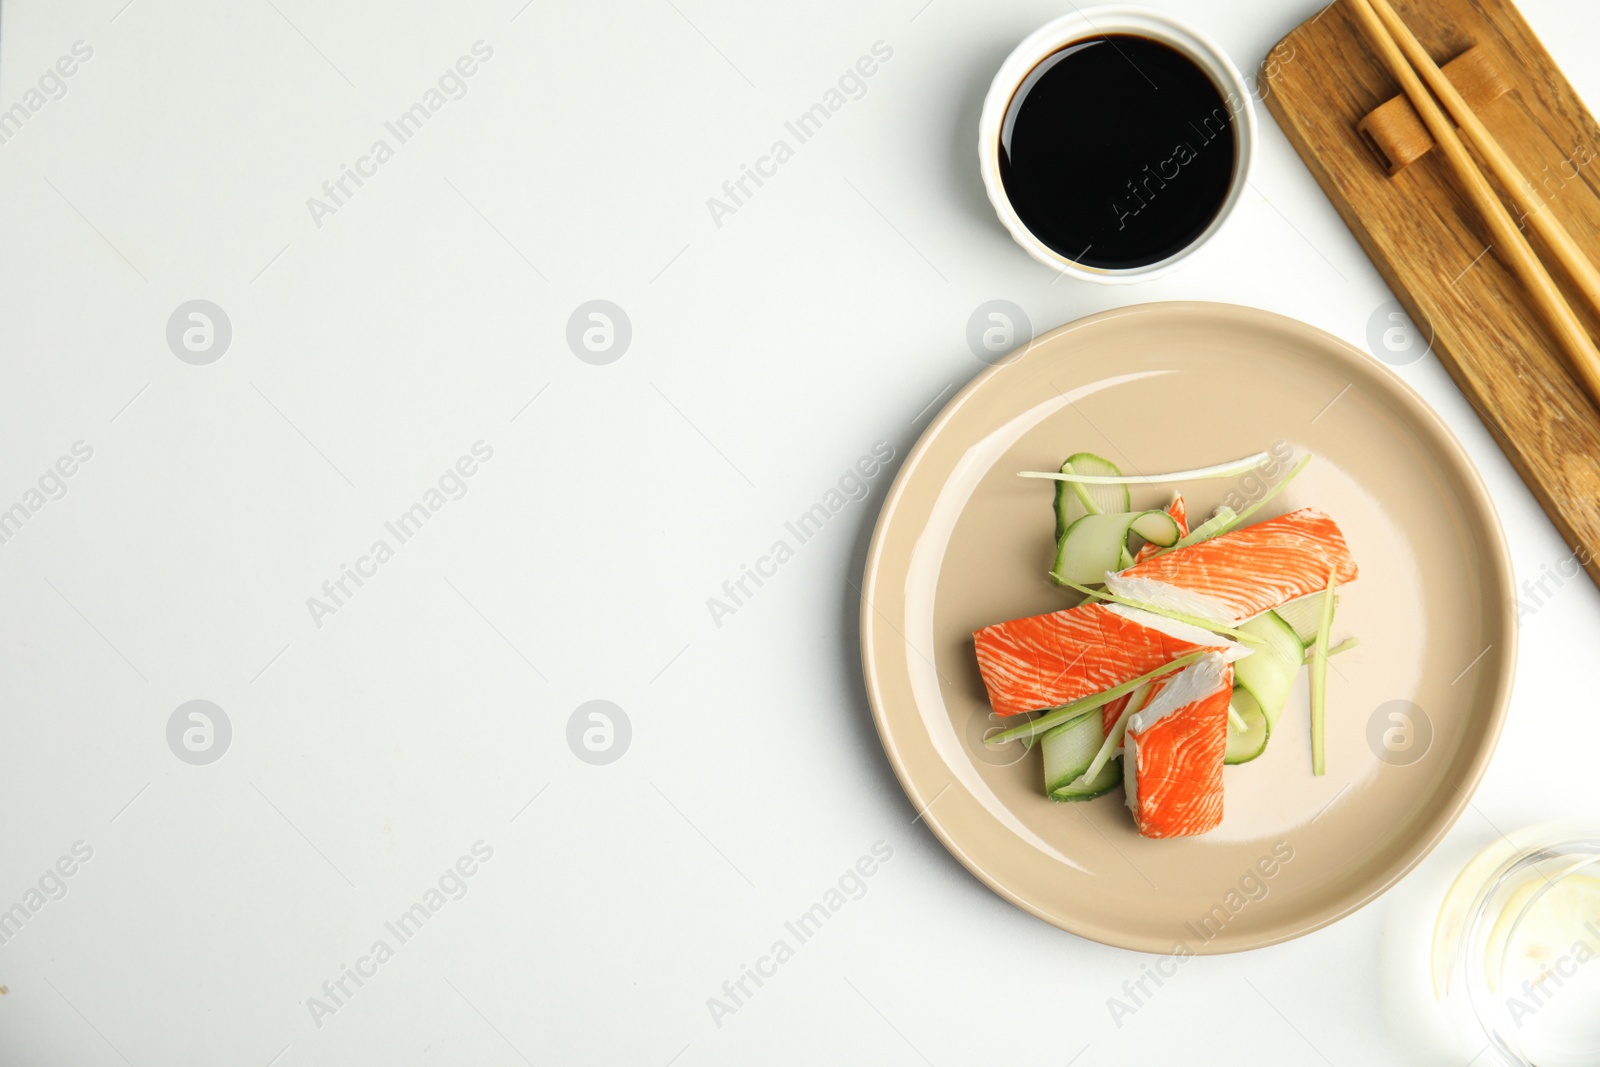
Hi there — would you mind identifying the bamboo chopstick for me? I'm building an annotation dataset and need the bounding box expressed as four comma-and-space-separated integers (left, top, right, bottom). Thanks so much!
1344, 0, 1600, 410
1365, 0, 1600, 319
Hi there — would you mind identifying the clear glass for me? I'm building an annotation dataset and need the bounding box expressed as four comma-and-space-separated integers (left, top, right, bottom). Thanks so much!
1433, 824, 1600, 1066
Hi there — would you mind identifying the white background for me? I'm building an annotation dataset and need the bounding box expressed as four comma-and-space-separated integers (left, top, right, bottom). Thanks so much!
1, 1, 1598, 1064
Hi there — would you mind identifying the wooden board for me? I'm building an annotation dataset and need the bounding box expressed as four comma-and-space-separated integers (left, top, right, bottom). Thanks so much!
1262, 0, 1600, 587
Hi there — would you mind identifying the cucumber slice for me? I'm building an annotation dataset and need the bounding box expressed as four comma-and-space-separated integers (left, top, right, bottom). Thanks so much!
1232, 610, 1305, 732
1042, 710, 1101, 795
1054, 453, 1129, 539
1052, 510, 1180, 586
1128, 511, 1182, 548
1049, 756, 1122, 801
1225, 687, 1270, 764
1274, 593, 1338, 644
1053, 460, 1078, 540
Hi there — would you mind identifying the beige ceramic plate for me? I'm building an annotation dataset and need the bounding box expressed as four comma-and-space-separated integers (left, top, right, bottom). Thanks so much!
861, 302, 1515, 954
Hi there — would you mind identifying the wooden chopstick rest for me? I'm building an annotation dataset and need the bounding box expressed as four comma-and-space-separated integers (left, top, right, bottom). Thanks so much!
1357, 45, 1512, 174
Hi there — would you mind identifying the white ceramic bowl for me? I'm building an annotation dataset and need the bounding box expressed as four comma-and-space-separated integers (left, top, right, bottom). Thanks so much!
978, 7, 1257, 283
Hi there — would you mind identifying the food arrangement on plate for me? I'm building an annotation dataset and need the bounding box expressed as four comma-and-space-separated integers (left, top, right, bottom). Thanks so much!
859, 301, 1515, 953
972, 447, 1359, 838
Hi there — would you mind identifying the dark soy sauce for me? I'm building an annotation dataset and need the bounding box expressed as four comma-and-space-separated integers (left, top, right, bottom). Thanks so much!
999, 35, 1237, 270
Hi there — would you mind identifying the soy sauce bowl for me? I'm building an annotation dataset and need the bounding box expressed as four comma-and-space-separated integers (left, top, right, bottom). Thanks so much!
978, 7, 1257, 283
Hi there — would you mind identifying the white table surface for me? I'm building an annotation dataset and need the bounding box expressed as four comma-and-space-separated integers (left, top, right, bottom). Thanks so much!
3, 1, 1599, 1063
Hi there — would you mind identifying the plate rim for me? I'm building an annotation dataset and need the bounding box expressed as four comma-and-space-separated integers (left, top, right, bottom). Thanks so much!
859, 299, 1518, 954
